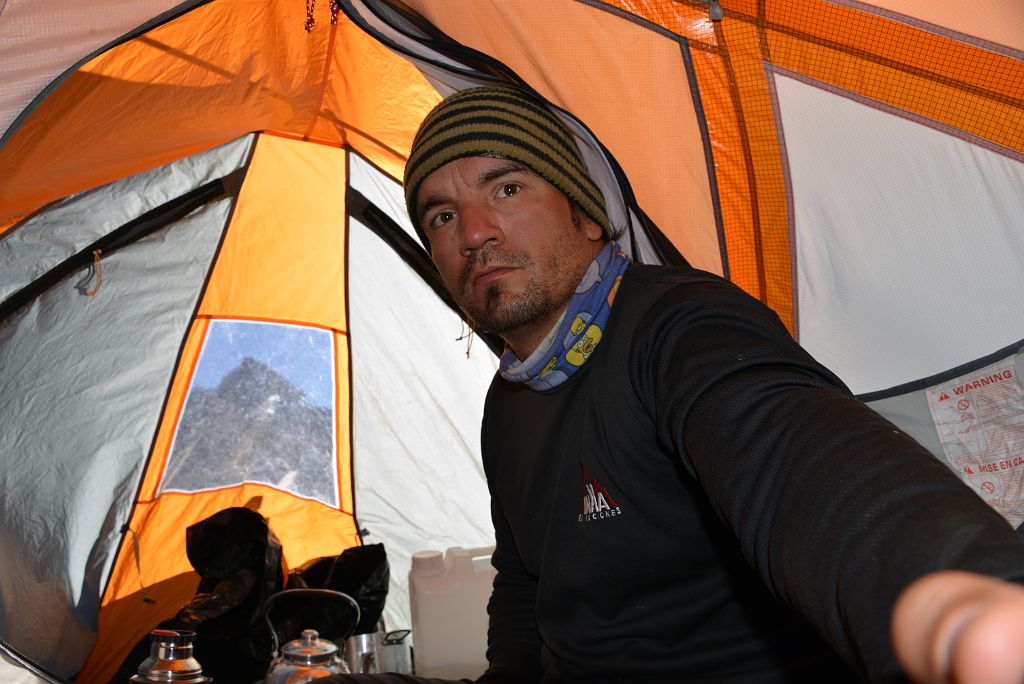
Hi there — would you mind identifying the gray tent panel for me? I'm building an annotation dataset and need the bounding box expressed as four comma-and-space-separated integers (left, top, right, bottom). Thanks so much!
0, 135, 252, 302
0, 190, 234, 677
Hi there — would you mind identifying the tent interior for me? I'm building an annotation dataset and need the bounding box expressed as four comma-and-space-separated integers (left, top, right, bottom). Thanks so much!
1, 0, 1022, 681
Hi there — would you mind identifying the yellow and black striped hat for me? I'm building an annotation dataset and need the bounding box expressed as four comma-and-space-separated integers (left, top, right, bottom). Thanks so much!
404, 86, 611, 241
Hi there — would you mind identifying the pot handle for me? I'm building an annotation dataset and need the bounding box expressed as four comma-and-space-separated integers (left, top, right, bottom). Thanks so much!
382, 629, 411, 645
262, 588, 361, 656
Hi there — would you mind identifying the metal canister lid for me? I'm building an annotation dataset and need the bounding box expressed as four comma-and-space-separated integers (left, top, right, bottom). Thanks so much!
148, 629, 195, 645
281, 629, 338, 666
129, 629, 211, 683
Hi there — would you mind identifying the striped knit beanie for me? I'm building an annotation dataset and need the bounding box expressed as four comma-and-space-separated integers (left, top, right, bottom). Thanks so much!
404, 86, 611, 241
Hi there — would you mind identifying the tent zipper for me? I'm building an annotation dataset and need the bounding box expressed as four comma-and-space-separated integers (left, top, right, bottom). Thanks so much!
0, 637, 70, 684
0, 177, 228, 323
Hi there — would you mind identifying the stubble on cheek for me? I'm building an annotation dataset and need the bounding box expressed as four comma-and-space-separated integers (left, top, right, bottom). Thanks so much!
452, 253, 539, 335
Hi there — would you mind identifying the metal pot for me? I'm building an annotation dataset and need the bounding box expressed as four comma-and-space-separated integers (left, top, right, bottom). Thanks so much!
344, 631, 382, 674
264, 629, 348, 684
379, 629, 413, 674
261, 588, 361, 683
344, 629, 413, 674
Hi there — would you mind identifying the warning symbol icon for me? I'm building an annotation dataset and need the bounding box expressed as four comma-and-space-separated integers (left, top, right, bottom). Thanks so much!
939, 392, 951, 401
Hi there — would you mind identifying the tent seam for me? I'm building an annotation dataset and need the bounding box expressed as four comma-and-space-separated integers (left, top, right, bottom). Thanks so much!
303, 19, 342, 141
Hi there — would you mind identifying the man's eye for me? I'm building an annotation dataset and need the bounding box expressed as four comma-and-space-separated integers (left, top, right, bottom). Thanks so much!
429, 210, 456, 229
499, 183, 521, 198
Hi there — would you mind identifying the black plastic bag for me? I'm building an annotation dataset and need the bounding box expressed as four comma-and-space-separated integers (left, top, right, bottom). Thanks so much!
288, 543, 389, 634
111, 507, 284, 683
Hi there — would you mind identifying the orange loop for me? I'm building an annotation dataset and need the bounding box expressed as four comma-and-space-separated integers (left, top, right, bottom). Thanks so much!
86, 249, 103, 297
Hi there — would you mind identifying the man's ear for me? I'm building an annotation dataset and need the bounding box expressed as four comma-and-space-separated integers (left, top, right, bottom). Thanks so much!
573, 203, 606, 242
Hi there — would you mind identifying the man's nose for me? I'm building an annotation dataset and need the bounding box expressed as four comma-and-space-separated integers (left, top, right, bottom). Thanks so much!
459, 204, 503, 254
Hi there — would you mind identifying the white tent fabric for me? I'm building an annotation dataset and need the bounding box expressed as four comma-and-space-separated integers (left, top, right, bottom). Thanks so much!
348, 151, 496, 633
0, 137, 254, 674
0, 136, 253, 300
782, 73, 1024, 395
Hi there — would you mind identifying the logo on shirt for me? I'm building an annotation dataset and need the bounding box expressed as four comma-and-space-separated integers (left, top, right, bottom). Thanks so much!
578, 466, 622, 522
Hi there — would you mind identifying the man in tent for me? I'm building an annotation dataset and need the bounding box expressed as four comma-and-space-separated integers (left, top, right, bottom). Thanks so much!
327, 87, 1024, 683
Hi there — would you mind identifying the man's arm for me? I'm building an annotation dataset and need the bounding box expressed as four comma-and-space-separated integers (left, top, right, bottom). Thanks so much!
630, 275, 1024, 680
893, 570, 1024, 684
476, 495, 542, 684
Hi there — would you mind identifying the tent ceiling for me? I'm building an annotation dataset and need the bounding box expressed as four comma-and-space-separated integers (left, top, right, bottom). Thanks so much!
0, 0, 438, 225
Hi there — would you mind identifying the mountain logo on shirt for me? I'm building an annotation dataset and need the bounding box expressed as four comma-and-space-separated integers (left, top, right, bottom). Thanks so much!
579, 466, 622, 522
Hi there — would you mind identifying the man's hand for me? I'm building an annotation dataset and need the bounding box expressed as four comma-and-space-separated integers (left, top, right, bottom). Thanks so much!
892, 570, 1024, 683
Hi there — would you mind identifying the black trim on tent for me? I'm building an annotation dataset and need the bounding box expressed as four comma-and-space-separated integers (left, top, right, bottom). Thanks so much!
346, 184, 504, 357
342, 152, 365, 545
0, 172, 236, 323
0, 637, 70, 684
0, 0, 214, 150
357, 0, 523, 84
858, 338, 1024, 403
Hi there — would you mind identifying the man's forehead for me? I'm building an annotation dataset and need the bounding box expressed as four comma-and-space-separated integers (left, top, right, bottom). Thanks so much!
427, 156, 531, 183
417, 157, 538, 210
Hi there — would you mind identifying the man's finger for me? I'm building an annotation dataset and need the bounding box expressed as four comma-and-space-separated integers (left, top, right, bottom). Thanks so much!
892, 570, 1024, 684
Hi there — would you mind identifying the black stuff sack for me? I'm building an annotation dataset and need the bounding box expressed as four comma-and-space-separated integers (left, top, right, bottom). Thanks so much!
111, 507, 284, 683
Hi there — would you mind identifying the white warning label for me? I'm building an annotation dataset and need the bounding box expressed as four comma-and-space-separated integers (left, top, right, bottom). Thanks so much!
926, 357, 1024, 528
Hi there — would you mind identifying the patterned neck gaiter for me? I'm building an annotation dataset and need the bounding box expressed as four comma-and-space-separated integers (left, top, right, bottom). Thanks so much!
499, 241, 631, 391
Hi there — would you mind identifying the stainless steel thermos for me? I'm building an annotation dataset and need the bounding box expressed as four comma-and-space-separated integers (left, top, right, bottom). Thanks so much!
130, 629, 212, 683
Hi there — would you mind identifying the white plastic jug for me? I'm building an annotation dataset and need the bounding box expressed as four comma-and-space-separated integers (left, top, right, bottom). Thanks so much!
408, 545, 497, 678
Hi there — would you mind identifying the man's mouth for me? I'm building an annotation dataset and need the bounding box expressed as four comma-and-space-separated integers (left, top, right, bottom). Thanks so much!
459, 252, 526, 294
471, 264, 517, 289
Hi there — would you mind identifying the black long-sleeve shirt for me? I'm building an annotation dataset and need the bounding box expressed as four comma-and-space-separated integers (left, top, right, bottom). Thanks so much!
478, 263, 1024, 683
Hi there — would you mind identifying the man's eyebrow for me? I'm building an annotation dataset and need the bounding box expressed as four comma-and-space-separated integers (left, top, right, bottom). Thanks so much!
475, 161, 531, 187
418, 192, 450, 222
417, 161, 532, 221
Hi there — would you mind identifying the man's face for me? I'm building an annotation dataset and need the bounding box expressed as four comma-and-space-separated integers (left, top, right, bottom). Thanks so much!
416, 156, 605, 357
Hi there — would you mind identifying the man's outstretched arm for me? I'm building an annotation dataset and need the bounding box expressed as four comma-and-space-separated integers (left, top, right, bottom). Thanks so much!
893, 570, 1024, 684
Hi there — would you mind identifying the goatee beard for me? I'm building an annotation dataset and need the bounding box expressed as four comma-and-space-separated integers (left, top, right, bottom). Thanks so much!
473, 280, 556, 337
457, 249, 556, 337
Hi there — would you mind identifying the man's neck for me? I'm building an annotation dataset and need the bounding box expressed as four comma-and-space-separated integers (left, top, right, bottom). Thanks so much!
504, 239, 609, 359
504, 307, 568, 361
